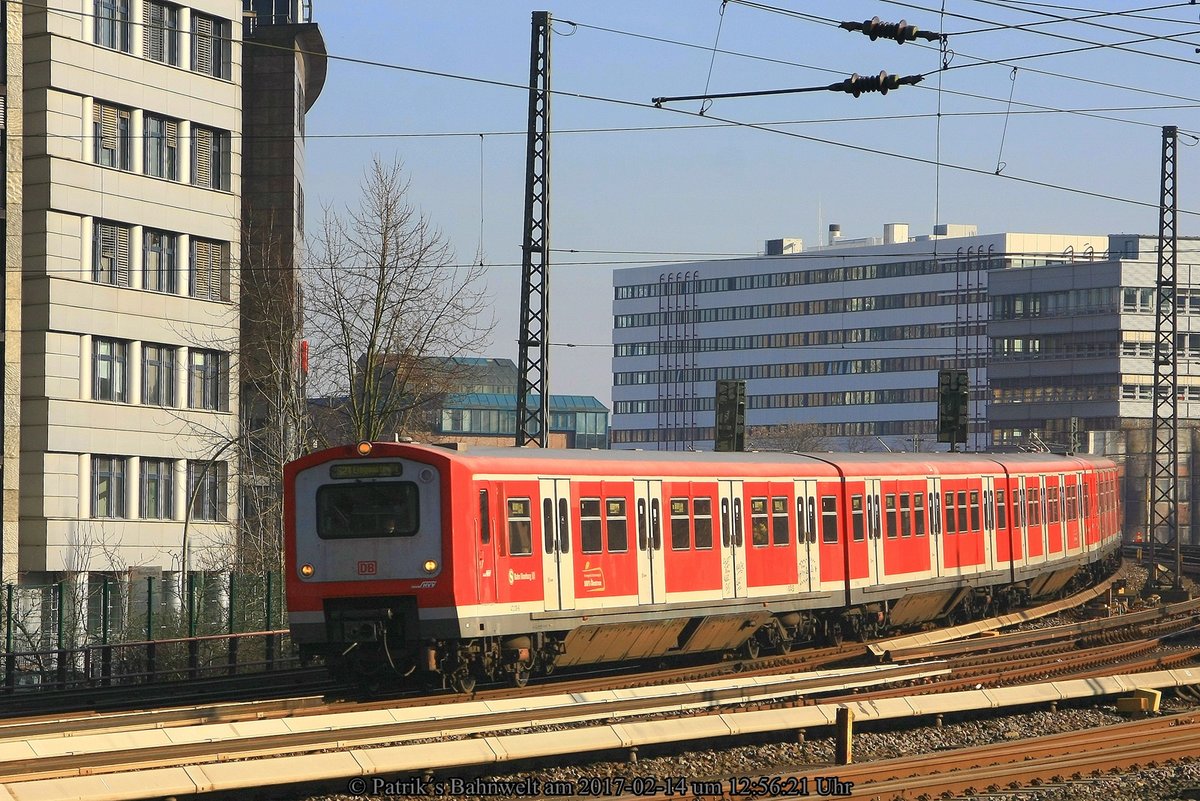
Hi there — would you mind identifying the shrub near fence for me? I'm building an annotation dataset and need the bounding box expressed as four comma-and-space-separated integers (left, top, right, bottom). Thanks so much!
0, 573, 294, 690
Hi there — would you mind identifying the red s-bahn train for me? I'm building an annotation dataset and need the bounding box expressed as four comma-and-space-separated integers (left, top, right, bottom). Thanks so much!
284, 442, 1122, 691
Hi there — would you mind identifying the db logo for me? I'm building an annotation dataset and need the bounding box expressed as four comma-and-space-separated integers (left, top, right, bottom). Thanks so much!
357, 560, 378, 575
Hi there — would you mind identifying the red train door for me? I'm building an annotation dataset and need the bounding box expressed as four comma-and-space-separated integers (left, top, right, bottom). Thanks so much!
845, 479, 875, 589
1024, 476, 1047, 565
719, 479, 746, 598
539, 478, 576, 612
477, 486, 496, 605
635, 479, 664, 604
742, 482, 799, 595
1065, 473, 1084, 555
1045, 474, 1064, 556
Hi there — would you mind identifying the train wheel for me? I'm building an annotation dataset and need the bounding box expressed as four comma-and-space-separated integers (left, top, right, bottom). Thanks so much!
512, 664, 531, 688
450, 672, 477, 694
741, 636, 761, 660
775, 634, 793, 655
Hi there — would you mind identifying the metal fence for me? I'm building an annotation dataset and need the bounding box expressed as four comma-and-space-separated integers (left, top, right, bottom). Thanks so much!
0, 573, 295, 690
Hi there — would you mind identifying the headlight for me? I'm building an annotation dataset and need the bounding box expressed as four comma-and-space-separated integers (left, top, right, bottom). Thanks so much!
423, 560, 438, 574
300, 563, 315, 577
356, 441, 373, 456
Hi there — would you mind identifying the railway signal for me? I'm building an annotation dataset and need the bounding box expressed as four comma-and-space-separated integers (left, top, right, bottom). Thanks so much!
937, 369, 968, 449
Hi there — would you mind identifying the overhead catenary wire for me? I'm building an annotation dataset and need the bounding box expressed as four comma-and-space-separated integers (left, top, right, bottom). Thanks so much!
563, 19, 1200, 129
32, 2, 1200, 225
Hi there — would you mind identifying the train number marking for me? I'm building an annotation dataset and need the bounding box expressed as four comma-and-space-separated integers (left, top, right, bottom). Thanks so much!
357, 560, 377, 575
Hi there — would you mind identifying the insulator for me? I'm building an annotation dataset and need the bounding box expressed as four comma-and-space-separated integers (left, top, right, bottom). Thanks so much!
837, 71, 900, 97
840, 16, 936, 44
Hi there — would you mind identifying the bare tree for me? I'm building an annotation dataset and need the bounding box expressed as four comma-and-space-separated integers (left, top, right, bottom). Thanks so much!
305, 157, 493, 444
238, 206, 310, 575
747, 422, 829, 453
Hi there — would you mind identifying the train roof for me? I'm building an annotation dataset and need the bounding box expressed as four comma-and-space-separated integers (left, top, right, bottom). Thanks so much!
288, 442, 1116, 480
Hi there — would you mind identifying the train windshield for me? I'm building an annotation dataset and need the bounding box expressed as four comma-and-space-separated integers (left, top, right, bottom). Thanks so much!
315, 482, 419, 540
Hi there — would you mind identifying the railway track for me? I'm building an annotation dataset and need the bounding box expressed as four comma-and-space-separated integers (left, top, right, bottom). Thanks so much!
1, 569, 1187, 801
590, 713, 1200, 801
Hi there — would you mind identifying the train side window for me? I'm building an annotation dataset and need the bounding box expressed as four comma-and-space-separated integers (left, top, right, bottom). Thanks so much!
694, 497, 714, 549
543, 498, 555, 554
732, 498, 743, 547
996, 489, 1007, 529
651, 497, 663, 550
821, 496, 838, 544
1046, 487, 1060, 525
851, 495, 865, 542
606, 499, 628, 552
944, 492, 957, 535
750, 497, 769, 547
914, 493, 925, 537
808, 497, 817, 544
957, 491, 968, 533
558, 498, 570, 553
580, 498, 602, 554
637, 498, 648, 550
969, 490, 981, 532
670, 498, 691, 550
479, 489, 490, 545
507, 498, 533, 556
796, 496, 806, 543
886, 494, 898, 539
899, 494, 912, 537
771, 497, 789, 546
720, 498, 731, 547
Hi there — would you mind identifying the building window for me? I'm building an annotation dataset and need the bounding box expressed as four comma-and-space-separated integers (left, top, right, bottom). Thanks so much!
191, 14, 231, 79
93, 338, 128, 402
92, 456, 127, 518
191, 125, 231, 191
188, 349, 228, 411
143, 229, 177, 293
140, 458, 174, 519
93, 221, 131, 286
94, 0, 131, 52
189, 238, 229, 300
93, 102, 132, 170
142, 343, 176, 406
144, 114, 178, 179
143, 1, 179, 65
191, 126, 231, 191
188, 460, 227, 521
296, 74, 305, 137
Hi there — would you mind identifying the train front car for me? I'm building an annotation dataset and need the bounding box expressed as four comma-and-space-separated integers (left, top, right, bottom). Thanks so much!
284, 442, 457, 684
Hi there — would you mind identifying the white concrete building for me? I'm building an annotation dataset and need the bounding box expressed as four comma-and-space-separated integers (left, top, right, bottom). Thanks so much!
611, 224, 1107, 452
20, 0, 243, 589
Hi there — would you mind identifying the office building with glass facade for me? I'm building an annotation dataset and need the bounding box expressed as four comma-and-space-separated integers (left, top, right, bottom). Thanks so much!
611, 224, 1106, 452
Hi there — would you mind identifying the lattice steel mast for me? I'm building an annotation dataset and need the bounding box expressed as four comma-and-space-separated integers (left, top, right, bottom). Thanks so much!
515, 11, 551, 447
1149, 124, 1183, 592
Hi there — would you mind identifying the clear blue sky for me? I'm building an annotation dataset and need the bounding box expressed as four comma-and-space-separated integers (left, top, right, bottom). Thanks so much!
303, 1, 1198, 407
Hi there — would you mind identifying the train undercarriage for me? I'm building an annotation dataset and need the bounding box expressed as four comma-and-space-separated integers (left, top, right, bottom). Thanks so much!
307, 548, 1122, 693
